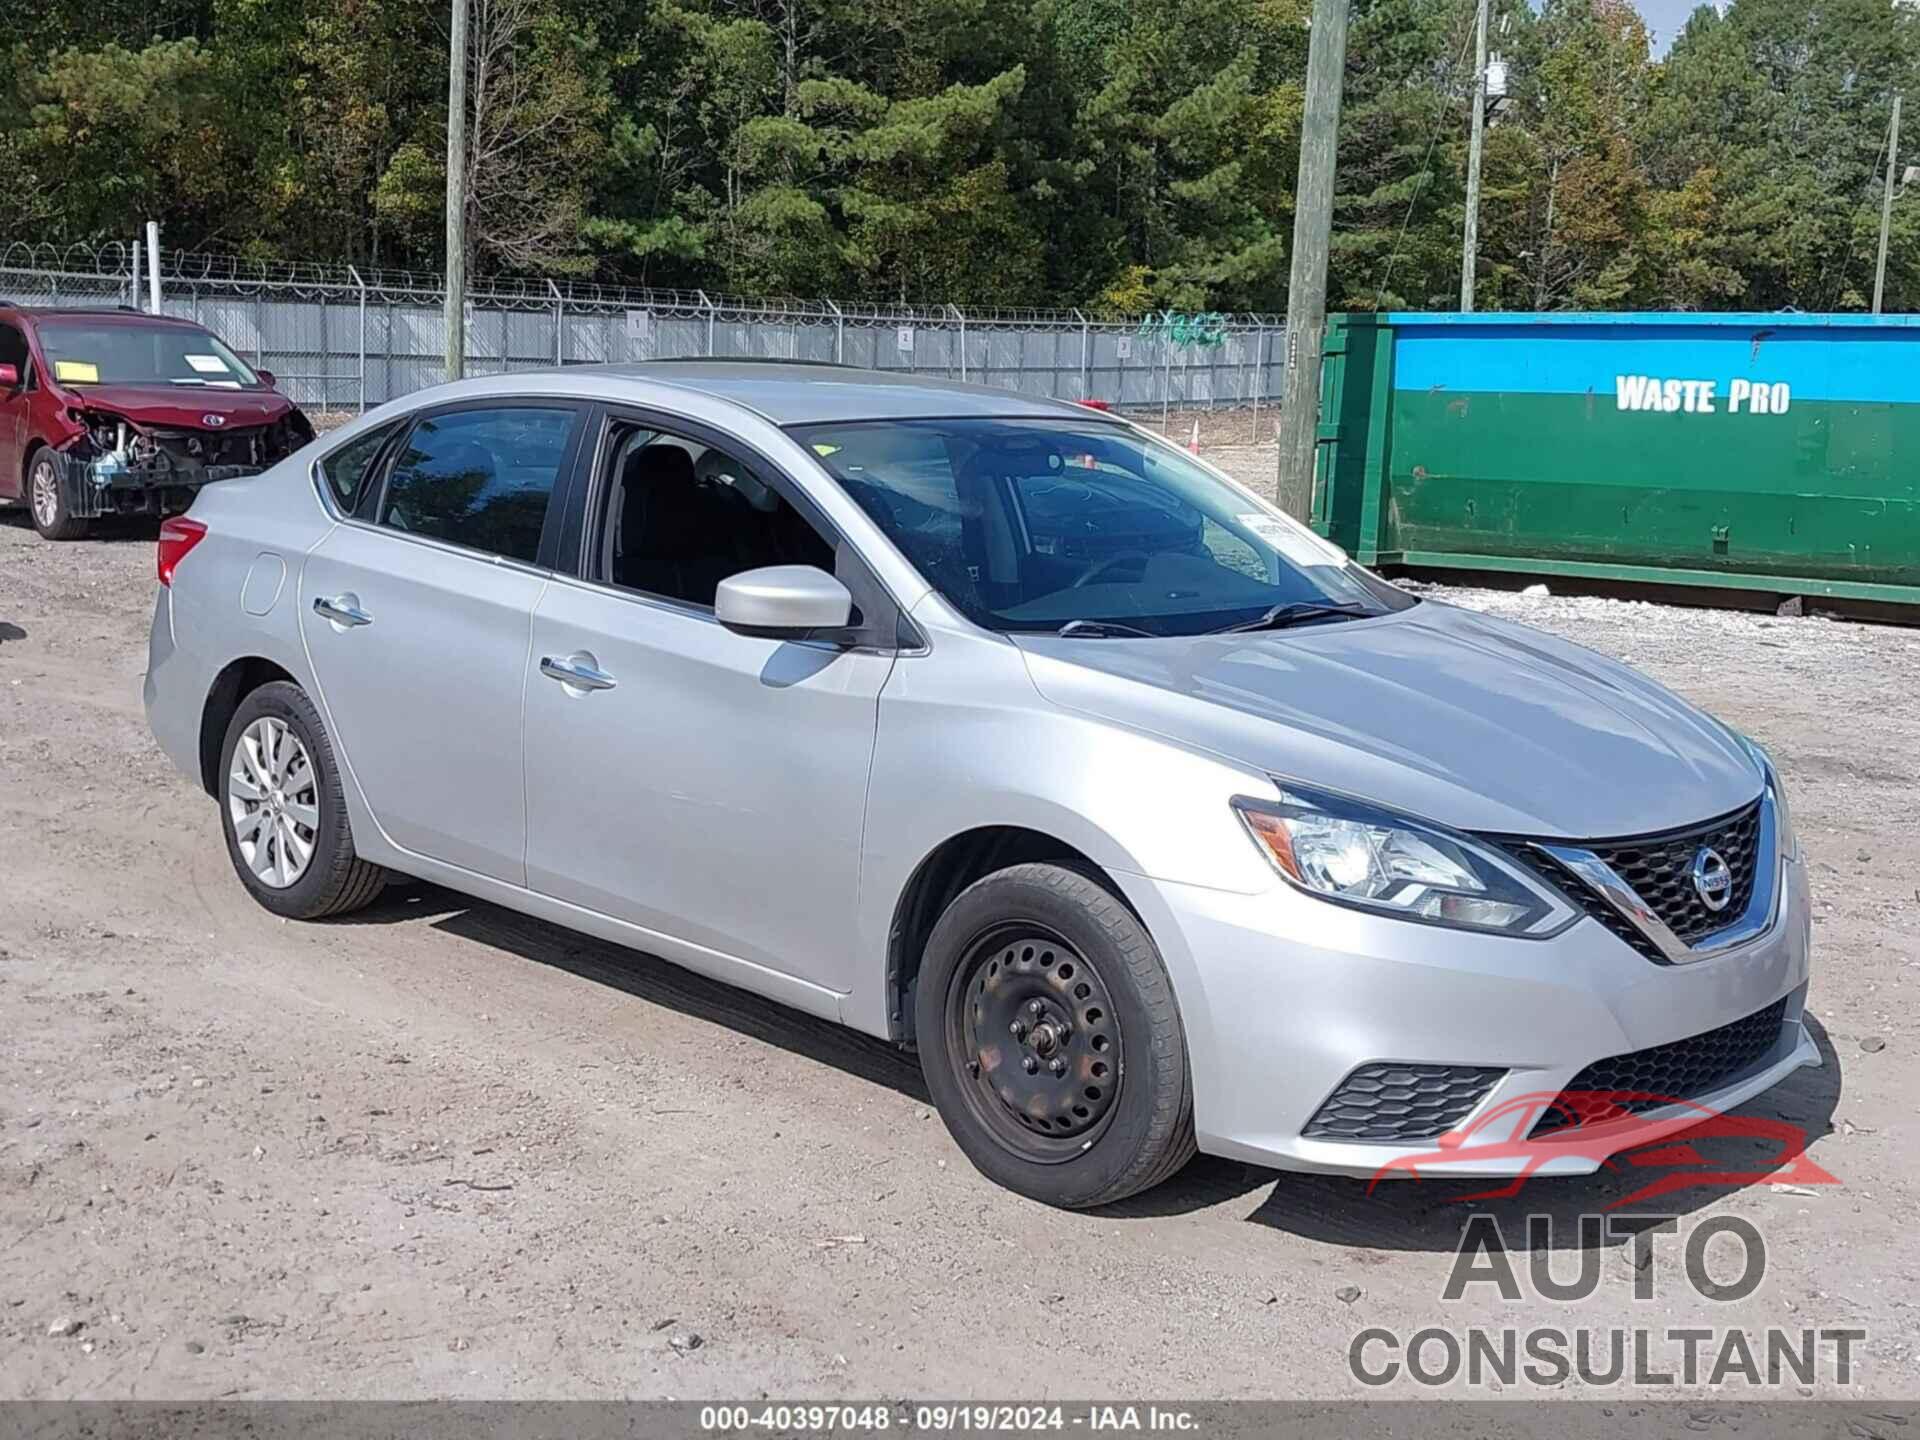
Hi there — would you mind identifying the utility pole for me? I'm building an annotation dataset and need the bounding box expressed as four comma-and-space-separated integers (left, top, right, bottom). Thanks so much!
1274, 0, 1352, 522
1874, 94, 1902, 316
444, 0, 470, 381
1460, 0, 1490, 312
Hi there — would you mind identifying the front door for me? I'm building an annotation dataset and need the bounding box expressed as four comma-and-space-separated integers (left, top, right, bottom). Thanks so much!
300, 401, 584, 884
0, 322, 30, 498
523, 418, 895, 993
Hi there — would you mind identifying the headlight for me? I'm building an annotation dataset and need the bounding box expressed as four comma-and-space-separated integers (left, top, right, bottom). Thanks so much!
1232, 786, 1579, 937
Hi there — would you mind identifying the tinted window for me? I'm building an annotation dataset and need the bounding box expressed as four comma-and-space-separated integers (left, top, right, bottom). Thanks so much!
36, 321, 258, 388
0, 323, 26, 374
319, 421, 400, 511
380, 406, 576, 564
598, 424, 836, 607
795, 417, 1413, 637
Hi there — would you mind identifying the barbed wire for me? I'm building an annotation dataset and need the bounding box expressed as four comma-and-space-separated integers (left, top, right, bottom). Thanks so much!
0, 239, 1284, 329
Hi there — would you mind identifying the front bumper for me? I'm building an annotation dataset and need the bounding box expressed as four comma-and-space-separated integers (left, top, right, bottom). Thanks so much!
55, 448, 260, 520
1123, 849, 1816, 1178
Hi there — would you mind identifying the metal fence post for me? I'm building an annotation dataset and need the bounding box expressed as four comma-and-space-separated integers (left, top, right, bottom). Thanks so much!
1162, 321, 1173, 428
700, 290, 716, 355
1075, 309, 1089, 400
828, 300, 844, 364
349, 267, 368, 413
549, 280, 564, 366
950, 304, 967, 382
1249, 325, 1263, 435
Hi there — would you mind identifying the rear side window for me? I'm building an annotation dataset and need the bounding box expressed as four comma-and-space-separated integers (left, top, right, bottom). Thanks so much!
318, 421, 400, 511
377, 406, 577, 564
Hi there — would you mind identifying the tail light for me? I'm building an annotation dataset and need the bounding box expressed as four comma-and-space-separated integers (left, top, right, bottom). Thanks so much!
157, 516, 207, 587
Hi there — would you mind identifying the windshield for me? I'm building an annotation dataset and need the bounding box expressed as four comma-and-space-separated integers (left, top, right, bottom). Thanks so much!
793, 416, 1414, 636
37, 322, 260, 389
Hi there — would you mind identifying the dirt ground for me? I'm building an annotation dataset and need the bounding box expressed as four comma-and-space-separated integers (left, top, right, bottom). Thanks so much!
2, 487, 1918, 1402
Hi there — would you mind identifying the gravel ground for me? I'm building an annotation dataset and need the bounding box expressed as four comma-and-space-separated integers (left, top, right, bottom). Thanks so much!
1, 502, 1917, 1402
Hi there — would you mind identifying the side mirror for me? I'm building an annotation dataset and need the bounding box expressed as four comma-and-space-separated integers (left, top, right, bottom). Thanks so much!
715, 565, 853, 639
0, 363, 17, 389
256, 368, 277, 388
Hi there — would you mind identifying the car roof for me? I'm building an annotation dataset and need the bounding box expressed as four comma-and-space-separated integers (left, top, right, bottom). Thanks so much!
1, 306, 208, 329
585, 361, 1097, 426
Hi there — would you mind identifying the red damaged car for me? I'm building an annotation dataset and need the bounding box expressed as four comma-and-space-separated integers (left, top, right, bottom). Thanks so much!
0, 306, 314, 540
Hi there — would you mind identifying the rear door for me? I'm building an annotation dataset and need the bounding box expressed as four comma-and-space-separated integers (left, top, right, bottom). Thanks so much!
521, 410, 900, 994
300, 400, 586, 884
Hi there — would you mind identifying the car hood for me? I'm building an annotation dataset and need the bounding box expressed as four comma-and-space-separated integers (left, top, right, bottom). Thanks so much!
60, 383, 294, 429
1012, 601, 1763, 839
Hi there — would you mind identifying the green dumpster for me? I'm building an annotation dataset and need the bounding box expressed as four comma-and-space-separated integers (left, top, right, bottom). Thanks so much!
1309, 311, 1920, 604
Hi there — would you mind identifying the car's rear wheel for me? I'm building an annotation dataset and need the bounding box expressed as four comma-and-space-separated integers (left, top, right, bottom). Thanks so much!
27, 450, 89, 541
915, 862, 1195, 1208
218, 681, 386, 919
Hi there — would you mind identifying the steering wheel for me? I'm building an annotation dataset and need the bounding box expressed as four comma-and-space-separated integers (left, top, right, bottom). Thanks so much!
1071, 550, 1155, 589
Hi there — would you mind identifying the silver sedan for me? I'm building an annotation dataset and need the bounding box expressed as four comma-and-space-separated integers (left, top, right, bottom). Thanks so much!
143, 364, 1816, 1207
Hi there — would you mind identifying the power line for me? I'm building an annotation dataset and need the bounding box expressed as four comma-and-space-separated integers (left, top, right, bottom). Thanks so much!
1372, 6, 1481, 311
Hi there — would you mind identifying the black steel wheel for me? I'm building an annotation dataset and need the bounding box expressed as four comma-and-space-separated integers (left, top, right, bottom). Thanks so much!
916, 862, 1195, 1208
948, 924, 1123, 1162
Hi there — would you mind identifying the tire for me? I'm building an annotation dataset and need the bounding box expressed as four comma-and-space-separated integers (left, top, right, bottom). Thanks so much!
26, 449, 90, 541
915, 862, 1196, 1208
218, 680, 386, 920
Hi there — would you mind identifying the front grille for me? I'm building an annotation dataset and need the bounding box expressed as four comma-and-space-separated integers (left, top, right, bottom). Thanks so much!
1592, 802, 1762, 943
1498, 799, 1764, 962
1508, 848, 1667, 963
1531, 996, 1790, 1135
1303, 1062, 1505, 1143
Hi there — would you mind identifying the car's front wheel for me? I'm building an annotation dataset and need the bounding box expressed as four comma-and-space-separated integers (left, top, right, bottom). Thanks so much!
915, 863, 1196, 1208
26, 450, 89, 541
218, 681, 386, 919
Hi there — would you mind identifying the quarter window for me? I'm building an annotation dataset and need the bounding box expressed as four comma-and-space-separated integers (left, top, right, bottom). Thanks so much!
318, 421, 401, 512
378, 406, 577, 564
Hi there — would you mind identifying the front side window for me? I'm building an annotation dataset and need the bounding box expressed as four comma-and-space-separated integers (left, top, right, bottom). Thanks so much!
35, 321, 260, 389
793, 417, 1413, 636
378, 406, 577, 564
0, 322, 27, 377
597, 423, 836, 607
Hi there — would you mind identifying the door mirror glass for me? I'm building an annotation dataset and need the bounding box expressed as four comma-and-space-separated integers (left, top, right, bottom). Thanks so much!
715, 565, 853, 638
256, 368, 277, 388
0, 363, 17, 389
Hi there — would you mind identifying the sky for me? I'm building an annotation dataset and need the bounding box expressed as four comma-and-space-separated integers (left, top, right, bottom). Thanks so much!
1632, 0, 1722, 55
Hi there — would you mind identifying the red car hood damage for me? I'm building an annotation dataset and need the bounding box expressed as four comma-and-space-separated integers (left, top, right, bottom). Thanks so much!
64, 383, 296, 429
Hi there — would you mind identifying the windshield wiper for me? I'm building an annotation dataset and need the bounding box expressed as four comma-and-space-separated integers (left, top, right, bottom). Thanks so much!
1210, 602, 1371, 635
1055, 619, 1159, 639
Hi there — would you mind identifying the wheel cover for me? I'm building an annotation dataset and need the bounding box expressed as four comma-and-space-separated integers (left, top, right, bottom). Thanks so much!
30, 461, 58, 530
946, 924, 1122, 1163
227, 716, 319, 889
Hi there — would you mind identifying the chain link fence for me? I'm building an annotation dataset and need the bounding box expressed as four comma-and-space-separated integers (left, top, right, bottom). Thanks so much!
0, 242, 1285, 426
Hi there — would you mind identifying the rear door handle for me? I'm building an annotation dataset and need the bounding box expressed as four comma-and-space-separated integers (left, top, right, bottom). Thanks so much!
313, 594, 374, 627
539, 653, 617, 692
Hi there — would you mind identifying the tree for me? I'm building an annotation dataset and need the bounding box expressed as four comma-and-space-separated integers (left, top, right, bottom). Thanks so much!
373, 0, 610, 274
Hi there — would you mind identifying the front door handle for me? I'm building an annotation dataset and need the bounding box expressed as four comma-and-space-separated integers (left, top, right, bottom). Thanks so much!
313, 594, 374, 628
539, 653, 617, 692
